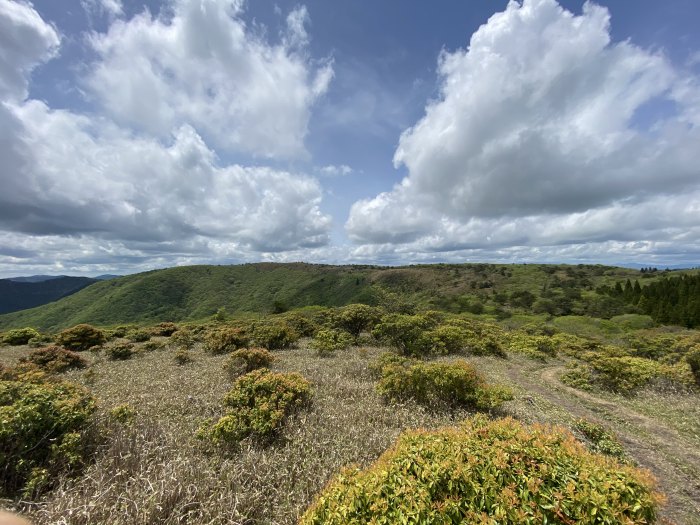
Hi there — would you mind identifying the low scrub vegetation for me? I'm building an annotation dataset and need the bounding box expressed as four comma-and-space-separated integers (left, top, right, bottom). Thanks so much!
0, 376, 96, 498
205, 369, 312, 445
224, 348, 274, 377
55, 324, 105, 351
106, 342, 135, 361
203, 326, 248, 354
300, 416, 662, 524
309, 328, 354, 356
250, 321, 299, 350
21, 346, 88, 374
2, 327, 40, 346
375, 356, 512, 411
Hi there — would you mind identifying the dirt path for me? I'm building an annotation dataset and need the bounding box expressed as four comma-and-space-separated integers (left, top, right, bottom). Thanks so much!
504, 364, 700, 525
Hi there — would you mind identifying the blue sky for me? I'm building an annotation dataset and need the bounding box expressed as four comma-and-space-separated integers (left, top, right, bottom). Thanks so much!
1, 0, 699, 277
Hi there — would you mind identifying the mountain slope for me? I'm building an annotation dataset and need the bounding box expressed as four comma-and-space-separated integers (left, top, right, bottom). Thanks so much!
0, 262, 691, 332
0, 276, 98, 315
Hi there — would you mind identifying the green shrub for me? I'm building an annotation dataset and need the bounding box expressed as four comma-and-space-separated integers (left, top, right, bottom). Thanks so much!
574, 418, 626, 460
280, 312, 319, 337
686, 347, 700, 386
142, 340, 164, 351
310, 329, 354, 356
170, 328, 195, 350
376, 359, 512, 411
126, 329, 151, 342
203, 327, 249, 355
206, 369, 311, 444
300, 416, 661, 525
174, 349, 193, 365
151, 322, 179, 336
251, 321, 298, 350
56, 324, 106, 352
371, 314, 437, 356
0, 378, 96, 498
106, 342, 135, 361
333, 304, 382, 337
21, 346, 88, 374
506, 332, 558, 360
2, 327, 40, 346
224, 348, 274, 377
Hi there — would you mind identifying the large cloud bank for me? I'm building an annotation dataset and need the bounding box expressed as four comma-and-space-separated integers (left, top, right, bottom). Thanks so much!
0, 0, 332, 275
347, 0, 700, 262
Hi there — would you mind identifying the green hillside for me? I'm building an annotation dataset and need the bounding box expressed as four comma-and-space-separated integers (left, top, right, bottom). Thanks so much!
0, 262, 694, 331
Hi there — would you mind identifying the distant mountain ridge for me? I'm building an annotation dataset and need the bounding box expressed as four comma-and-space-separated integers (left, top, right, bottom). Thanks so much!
0, 276, 100, 315
1, 262, 692, 332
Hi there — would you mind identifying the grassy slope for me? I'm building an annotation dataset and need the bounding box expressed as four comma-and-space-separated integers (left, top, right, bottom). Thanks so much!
0, 262, 693, 332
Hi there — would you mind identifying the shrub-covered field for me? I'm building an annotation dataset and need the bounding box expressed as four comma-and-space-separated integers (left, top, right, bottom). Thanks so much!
1, 309, 699, 524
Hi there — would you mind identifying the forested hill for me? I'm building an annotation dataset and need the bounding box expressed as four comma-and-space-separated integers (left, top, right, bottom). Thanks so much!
601, 273, 700, 328
0, 262, 694, 332
0, 276, 98, 315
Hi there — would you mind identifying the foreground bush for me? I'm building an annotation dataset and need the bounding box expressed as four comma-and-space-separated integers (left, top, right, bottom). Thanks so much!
56, 324, 106, 352
0, 379, 96, 498
224, 348, 274, 377
2, 327, 40, 346
687, 347, 700, 386
376, 359, 512, 410
300, 416, 661, 525
333, 304, 382, 337
21, 346, 88, 374
206, 369, 311, 444
371, 314, 437, 356
309, 329, 354, 356
203, 327, 249, 355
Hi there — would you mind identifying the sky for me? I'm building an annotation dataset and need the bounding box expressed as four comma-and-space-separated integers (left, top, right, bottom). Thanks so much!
1, 0, 699, 277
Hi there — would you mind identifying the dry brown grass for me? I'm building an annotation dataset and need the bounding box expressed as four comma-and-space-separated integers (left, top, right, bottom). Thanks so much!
2, 339, 699, 524
2, 342, 483, 524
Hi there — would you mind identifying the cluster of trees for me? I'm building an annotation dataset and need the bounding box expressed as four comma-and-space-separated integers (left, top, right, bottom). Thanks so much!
601, 275, 700, 328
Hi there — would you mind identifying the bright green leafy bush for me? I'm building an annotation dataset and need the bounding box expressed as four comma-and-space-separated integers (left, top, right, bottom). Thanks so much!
109, 403, 136, 424
333, 304, 382, 337
203, 327, 249, 354
250, 321, 298, 350
207, 369, 311, 444
56, 324, 106, 352
2, 327, 40, 346
170, 328, 195, 350
371, 314, 437, 356
21, 346, 88, 374
376, 359, 512, 411
684, 346, 700, 386
224, 348, 274, 377
300, 416, 662, 525
310, 329, 354, 356
0, 378, 96, 498
506, 332, 558, 360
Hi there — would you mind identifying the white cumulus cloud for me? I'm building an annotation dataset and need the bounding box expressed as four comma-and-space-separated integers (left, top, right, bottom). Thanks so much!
347, 0, 700, 259
84, 0, 333, 159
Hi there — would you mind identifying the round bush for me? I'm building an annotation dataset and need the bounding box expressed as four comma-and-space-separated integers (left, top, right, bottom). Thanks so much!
376, 359, 512, 411
0, 379, 96, 498
224, 348, 274, 377
56, 324, 106, 352
21, 346, 88, 374
203, 327, 248, 354
2, 328, 40, 346
207, 369, 311, 444
300, 416, 662, 525
106, 342, 135, 360
310, 328, 354, 356
251, 321, 298, 350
